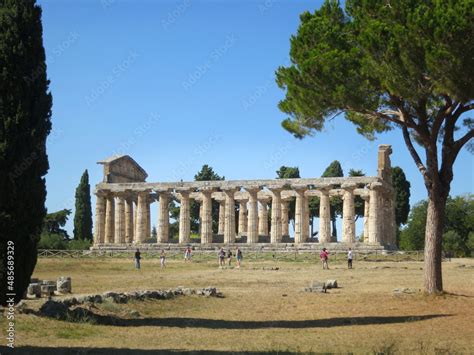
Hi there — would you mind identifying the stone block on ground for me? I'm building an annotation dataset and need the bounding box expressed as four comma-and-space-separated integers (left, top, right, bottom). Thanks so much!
325, 280, 338, 289
27, 283, 41, 298
41, 284, 56, 297
57, 276, 72, 294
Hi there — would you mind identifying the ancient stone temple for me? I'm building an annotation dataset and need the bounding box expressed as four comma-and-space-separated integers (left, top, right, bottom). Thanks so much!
93, 145, 396, 249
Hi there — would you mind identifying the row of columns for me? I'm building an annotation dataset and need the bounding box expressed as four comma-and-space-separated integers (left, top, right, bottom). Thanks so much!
95, 182, 392, 245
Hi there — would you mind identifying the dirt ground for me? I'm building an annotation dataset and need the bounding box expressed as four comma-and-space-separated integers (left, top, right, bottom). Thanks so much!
2, 256, 474, 354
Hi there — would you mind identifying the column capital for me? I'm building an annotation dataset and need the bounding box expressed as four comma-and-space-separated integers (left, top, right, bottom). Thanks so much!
369, 182, 384, 190
244, 185, 262, 193
341, 182, 357, 190
291, 184, 307, 192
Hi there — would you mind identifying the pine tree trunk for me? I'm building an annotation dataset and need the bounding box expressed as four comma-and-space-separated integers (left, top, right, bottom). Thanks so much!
424, 190, 447, 294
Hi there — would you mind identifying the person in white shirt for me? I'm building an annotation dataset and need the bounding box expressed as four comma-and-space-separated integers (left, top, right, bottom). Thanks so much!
347, 248, 353, 269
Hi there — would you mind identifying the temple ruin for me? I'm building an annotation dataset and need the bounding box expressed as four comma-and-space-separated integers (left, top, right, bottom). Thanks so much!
93, 145, 396, 249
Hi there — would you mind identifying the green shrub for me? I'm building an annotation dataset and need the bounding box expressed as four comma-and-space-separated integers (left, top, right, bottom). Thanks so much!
67, 239, 92, 250
38, 233, 67, 250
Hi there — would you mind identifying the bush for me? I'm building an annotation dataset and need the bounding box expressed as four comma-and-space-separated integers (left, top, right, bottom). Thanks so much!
67, 239, 92, 250
442, 230, 465, 257
38, 233, 67, 250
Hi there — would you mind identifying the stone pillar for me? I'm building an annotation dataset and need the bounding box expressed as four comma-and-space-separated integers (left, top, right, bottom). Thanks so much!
302, 195, 309, 241
135, 191, 148, 243
238, 199, 248, 236
281, 199, 290, 237
104, 194, 115, 244
362, 195, 370, 242
293, 186, 305, 244
388, 192, 397, 245
133, 199, 138, 243
223, 188, 238, 244
269, 187, 283, 243
157, 191, 170, 243
342, 183, 357, 244
258, 199, 269, 236
145, 197, 151, 240
246, 187, 259, 244
200, 189, 214, 244
178, 190, 191, 244
218, 200, 225, 235
94, 193, 106, 244
318, 188, 331, 243
124, 196, 134, 243
114, 196, 125, 244
368, 182, 383, 244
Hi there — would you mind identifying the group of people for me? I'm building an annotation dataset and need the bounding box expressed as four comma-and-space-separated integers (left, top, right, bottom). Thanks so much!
319, 247, 353, 269
134, 246, 353, 270
218, 247, 243, 268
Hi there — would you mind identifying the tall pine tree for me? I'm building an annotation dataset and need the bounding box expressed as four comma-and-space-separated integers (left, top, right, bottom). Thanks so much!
0, 0, 52, 304
73, 170, 92, 241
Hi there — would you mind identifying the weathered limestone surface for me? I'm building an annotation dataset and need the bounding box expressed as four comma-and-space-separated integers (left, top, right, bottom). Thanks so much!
177, 189, 191, 244
157, 191, 169, 243
238, 200, 248, 236
223, 188, 238, 244
94, 146, 395, 248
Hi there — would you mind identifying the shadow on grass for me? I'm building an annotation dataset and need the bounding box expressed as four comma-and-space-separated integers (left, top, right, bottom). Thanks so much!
43, 307, 450, 328
1, 348, 304, 355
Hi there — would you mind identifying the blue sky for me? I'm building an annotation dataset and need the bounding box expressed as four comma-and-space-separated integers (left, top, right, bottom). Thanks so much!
38, 0, 473, 236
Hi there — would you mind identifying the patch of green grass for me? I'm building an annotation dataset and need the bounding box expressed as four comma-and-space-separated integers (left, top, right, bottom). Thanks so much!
55, 325, 97, 339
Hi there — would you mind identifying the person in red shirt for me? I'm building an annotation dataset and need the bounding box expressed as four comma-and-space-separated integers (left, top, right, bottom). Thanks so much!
320, 248, 329, 269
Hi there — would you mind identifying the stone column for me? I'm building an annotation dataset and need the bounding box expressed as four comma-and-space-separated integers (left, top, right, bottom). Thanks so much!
281, 199, 290, 237
388, 192, 396, 245
293, 186, 306, 244
319, 187, 331, 243
133, 199, 138, 243
269, 187, 283, 243
223, 188, 238, 244
342, 183, 357, 243
238, 199, 248, 236
302, 195, 309, 241
368, 182, 383, 244
94, 193, 106, 244
114, 196, 125, 244
157, 191, 170, 243
200, 189, 214, 244
258, 199, 269, 236
104, 194, 115, 244
124, 196, 134, 244
361, 195, 370, 242
218, 200, 225, 235
246, 187, 259, 244
145, 197, 151, 240
177, 189, 191, 244
135, 191, 148, 243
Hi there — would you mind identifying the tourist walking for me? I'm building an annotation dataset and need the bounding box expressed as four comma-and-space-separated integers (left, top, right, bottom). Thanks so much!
227, 249, 233, 266
320, 248, 329, 270
347, 248, 353, 269
184, 247, 192, 262
218, 248, 225, 267
134, 248, 141, 269
236, 247, 243, 268
160, 250, 166, 268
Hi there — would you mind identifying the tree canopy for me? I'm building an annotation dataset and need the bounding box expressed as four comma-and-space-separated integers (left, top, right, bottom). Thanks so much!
0, 0, 52, 305
276, 0, 473, 293
73, 169, 93, 241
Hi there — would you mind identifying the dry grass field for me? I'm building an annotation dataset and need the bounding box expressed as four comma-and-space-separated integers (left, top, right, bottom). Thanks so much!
2, 255, 474, 354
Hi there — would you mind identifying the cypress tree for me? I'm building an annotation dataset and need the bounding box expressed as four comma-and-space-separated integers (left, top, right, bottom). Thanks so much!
0, 0, 52, 304
73, 170, 93, 241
